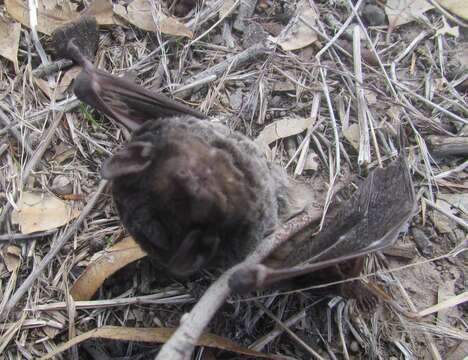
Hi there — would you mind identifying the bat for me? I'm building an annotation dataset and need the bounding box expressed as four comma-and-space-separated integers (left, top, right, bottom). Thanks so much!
66, 38, 416, 293
66, 39, 290, 277
229, 155, 416, 293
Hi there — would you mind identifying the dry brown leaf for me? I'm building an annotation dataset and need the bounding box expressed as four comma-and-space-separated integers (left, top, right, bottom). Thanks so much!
70, 237, 147, 301
5, 0, 116, 35
255, 116, 314, 149
83, 0, 115, 25
5, 0, 79, 35
34, 77, 66, 100
385, 0, 433, 28
273, 80, 296, 92
114, 0, 192, 38
33, 66, 81, 100
0, 18, 21, 72
1, 245, 22, 272
438, 0, 468, 20
56, 66, 82, 95
11, 191, 80, 234
38, 326, 286, 360
343, 123, 360, 151
269, 0, 318, 51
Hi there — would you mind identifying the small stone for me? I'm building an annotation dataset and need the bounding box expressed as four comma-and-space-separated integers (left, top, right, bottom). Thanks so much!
51, 175, 73, 195
349, 341, 360, 353
411, 227, 433, 257
362, 4, 386, 26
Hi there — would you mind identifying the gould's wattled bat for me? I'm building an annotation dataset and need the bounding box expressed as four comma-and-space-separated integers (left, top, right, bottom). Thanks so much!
66, 38, 416, 291
66, 39, 292, 277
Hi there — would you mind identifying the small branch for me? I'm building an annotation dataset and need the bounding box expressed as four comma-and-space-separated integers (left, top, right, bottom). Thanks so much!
0, 229, 57, 242
155, 210, 321, 360
433, 159, 468, 179
353, 25, 370, 168
427, 135, 468, 157
423, 198, 468, 230
1, 180, 108, 317
173, 44, 271, 98
0, 107, 35, 157
32, 59, 74, 79
31, 291, 193, 311
0, 113, 63, 229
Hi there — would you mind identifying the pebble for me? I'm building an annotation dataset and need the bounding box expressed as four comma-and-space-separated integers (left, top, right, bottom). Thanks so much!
362, 4, 386, 26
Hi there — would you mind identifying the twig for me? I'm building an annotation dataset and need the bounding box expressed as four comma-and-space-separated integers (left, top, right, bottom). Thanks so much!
314, 0, 364, 58
31, 291, 193, 311
32, 59, 74, 79
0, 229, 57, 242
353, 25, 370, 167
188, 0, 240, 47
1, 180, 108, 317
427, 0, 468, 28
173, 44, 271, 98
249, 308, 307, 351
423, 198, 468, 230
155, 210, 322, 360
257, 303, 325, 360
0, 113, 63, 229
433, 159, 468, 179
393, 278, 442, 360
0, 107, 35, 157
0, 97, 80, 137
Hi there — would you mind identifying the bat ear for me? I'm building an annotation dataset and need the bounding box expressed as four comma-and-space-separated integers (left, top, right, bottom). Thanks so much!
101, 141, 154, 179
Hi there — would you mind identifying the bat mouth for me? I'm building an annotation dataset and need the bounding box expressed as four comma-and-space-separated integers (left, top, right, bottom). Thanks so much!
167, 230, 220, 278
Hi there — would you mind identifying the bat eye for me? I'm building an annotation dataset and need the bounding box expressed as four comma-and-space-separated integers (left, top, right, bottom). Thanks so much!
176, 169, 189, 179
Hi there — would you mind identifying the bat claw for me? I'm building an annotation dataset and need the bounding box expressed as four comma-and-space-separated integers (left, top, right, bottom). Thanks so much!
229, 264, 269, 294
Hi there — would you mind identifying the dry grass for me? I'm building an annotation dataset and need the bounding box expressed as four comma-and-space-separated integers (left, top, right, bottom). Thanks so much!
0, 0, 467, 359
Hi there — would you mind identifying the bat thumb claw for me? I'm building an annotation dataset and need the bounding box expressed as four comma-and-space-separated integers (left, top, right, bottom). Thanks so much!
229, 264, 269, 294
67, 39, 93, 70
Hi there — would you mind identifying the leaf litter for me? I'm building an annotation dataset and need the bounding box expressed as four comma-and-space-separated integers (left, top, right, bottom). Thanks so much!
0, 0, 467, 359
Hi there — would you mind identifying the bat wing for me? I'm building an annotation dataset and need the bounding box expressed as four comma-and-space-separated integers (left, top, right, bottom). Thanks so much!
230, 156, 416, 292
69, 40, 205, 130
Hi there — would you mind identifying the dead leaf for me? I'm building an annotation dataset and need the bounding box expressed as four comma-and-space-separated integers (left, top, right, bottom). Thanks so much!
70, 237, 147, 301
57, 66, 82, 95
343, 123, 360, 150
38, 326, 287, 360
5, 0, 79, 35
114, 0, 192, 38
34, 77, 65, 100
1, 245, 22, 272
0, 18, 21, 72
269, 0, 318, 51
6, 0, 116, 35
438, 193, 468, 213
385, 0, 433, 28
429, 193, 468, 233
273, 80, 296, 92
437, 0, 468, 20
255, 116, 314, 150
11, 191, 80, 234
83, 0, 115, 25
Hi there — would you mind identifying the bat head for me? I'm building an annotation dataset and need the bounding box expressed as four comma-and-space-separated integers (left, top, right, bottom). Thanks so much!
101, 141, 154, 179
